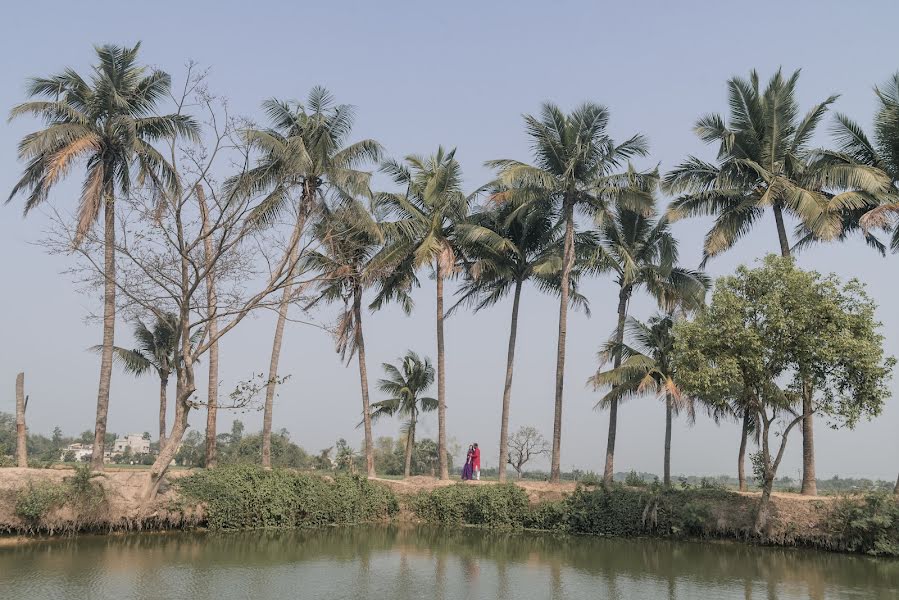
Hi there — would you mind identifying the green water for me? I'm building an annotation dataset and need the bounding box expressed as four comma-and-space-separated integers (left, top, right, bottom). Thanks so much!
1, 527, 896, 599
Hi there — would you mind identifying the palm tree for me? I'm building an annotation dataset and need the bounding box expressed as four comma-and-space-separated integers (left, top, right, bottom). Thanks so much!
369, 351, 437, 478
662, 68, 891, 496
375, 147, 469, 480
589, 314, 693, 487
488, 102, 652, 482
591, 194, 709, 485
7, 43, 198, 469
306, 201, 383, 477
829, 72, 899, 250
104, 314, 197, 447
234, 87, 382, 468
452, 201, 566, 483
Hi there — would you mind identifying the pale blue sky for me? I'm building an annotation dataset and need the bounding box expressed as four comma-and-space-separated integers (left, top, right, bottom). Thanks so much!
1, 1, 897, 478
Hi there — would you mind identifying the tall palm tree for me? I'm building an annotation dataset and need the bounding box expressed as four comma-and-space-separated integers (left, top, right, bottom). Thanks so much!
306, 201, 383, 477
663, 68, 889, 263
369, 351, 437, 478
488, 103, 652, 482
376, 147, 469, 480
452, 201, 570, 483
234, 87, 382, 468
829, 72, 899, 250
591, 194, 709, 485
662, 68, 891, 496
104, 314, 198, 447
589, 314, 693, 487
8, 43, 198, 469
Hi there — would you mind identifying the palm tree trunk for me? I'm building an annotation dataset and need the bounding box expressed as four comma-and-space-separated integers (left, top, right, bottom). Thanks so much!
435, 259, 449, 480
15, 372, 26, 468
497, 279, 523, 483
198, 185, 219, 468
738, 409, 750, 492
664, 392, 672, 487
404, 419, 415, 478
261, 200, 309, 468
91, 189, 116, 471
772, 203, 791, 258
603, 286, 630, 486
550, 197, 575, 483
158, 375, 168, 448
894, 473, 898, 496
800, 384, 817, 495
354, 284, 376, 478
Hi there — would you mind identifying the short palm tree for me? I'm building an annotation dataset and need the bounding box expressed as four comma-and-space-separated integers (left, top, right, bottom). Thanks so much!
8, 43, 198, 469
375, 147, 469, 480
233, 87, 382, 468
105, 314, 198, 447
591, 193, 709, 485
663, 68, 889, 263
453, 201, 569, 483
830, 72, 899, 251
306, 201, 383, 477
370, 351, 437, 478
589, 314, 693, 487
488, 102, 652, 482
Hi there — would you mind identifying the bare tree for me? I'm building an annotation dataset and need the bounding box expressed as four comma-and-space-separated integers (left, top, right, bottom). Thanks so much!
46, 66, 316, 499
506, 426, 549, 479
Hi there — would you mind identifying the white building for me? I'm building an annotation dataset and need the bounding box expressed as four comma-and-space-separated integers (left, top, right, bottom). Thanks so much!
61, 443, 93, 462
113, 433, 151, 455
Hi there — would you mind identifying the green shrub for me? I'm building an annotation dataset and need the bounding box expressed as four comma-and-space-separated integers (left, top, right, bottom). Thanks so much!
624, 470, 648, 487
410, 484, 530, 528
827, 492, 899, 556
15, 481, 67, 524
578, 471, 601, 487
176, 464, 398, 530
523, 500, 568, 531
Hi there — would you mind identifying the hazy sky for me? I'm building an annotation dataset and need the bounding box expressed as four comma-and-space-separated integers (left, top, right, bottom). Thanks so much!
1, 1, 897, 480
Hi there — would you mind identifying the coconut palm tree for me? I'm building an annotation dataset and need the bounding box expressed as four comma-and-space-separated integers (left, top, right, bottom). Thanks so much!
104, 314, 200, 447
589, 314, 693, 487
233, 87, 382, 468
306, 201, 383, 477
662, 68, 891, 496
369, 351, 437, 478
591, 191, 709, 485
7, 43, 198, 469
375, 147, 470, 480
453, 201, 585, 483
487, 103, 652, 482
828, 72, 899, 250
663, 68, 889, 263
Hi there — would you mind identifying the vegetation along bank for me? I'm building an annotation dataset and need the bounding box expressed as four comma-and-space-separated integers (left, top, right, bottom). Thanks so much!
0, 466, 896, 557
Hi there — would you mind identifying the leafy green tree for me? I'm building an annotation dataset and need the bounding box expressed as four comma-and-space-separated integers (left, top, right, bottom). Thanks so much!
591, 195, 709, 485
453, 201, 568, 482
370, 351, 438, 478
663, 69, 891, 495
234, 87, 382, 468
488, 103, 651, 482
375, 148, 469, 479
306, 202, 383, 477
589, 314, 692, 486
7, 43, 198, 469
673, 256, 894, 531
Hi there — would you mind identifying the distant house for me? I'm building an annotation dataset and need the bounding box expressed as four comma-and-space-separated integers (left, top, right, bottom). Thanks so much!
61, 443, 93, 462
113, 433, 151, 455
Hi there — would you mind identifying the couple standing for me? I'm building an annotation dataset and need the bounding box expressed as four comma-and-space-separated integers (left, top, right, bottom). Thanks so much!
461, 443, 480, 480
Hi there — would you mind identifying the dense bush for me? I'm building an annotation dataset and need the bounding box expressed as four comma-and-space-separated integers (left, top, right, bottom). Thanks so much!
14, 465, 107, 529
176, 464, 398, 530
826, 492, 899, 556
409, 484, 530, 528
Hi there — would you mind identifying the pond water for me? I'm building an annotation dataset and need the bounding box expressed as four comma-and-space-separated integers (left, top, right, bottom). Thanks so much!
1, 527, 896, 599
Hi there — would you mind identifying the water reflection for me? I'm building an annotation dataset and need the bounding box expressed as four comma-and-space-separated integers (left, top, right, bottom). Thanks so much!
1, 527, 896, 599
